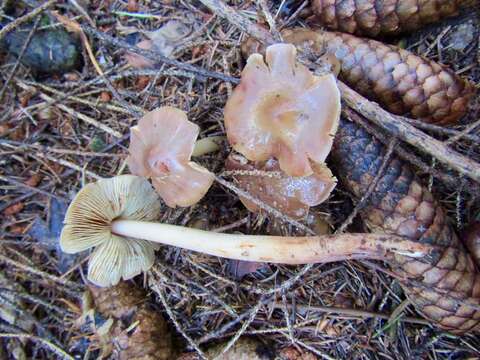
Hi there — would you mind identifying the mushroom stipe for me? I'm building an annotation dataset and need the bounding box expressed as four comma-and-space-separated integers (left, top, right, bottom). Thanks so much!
61, 175, 433, 287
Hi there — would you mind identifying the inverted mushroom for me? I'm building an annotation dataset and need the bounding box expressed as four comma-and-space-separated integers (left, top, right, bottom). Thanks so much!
224, 43, 341, 177
127, 106, 214, 208
225, 153, 337, 219
61, 175, 431, 287
61, 176, 161, 287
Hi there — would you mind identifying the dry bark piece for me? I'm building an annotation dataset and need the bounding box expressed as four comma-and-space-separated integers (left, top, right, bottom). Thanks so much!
331, 117, 480, 333
0, 274, 33, 331
125, 20, 191, 68
127, 106, 214, 207
87, 281, 172, 360
308, 0, 475, 37
61, 175, 161, 287
242, 28, 474, 125
225, 43, 341, 177
462, 222, 480, 267
225, 153, 336, 219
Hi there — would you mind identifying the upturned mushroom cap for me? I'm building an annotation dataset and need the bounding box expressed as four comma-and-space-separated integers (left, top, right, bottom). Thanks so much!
60, 175, 161, 287
224, 43, 341, 177
127, 106, 215, 207
225, 153, 337, 219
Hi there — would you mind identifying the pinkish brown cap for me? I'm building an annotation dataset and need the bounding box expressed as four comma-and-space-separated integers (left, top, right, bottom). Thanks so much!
224, 43, 341, 177
127, 107, 214, 207
225, 153, 337, 219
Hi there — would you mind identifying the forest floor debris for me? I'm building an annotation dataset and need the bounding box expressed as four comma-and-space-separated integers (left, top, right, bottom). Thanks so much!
1, 0, 480, 358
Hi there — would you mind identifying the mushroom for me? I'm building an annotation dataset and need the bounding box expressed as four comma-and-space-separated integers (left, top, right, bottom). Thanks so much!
127, 106, 214, 208
191, 135, 224, 157
224, 43, 341, 177
61, 175, 431, 287
225, 153, 336, 219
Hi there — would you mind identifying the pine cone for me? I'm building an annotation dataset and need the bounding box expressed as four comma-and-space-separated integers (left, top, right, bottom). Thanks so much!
88, 282, 173, 360
331, 118, 480, 333
309, 0, 475, 37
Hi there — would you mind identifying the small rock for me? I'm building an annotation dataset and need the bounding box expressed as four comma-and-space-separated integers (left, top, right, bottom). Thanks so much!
1, 24, 81, 75
449, 22, 476, 51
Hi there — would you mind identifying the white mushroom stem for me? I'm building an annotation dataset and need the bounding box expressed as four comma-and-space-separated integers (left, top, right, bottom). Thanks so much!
192, 136, 225, 157
111, 220, 431, 264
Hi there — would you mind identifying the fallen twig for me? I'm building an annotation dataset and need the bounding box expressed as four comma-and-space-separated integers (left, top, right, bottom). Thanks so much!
273, 303, 431, 326
149, 269, 208, 359
199, 0, 274, 45
0, 254, 82, 291
0, 333, 73, 360
0, 175, 65, 201
80, 24, 239, 83
16, 80, 123, 138
405, 119, 480, 143
344, 109, 468, 190
339, 85, 480, 183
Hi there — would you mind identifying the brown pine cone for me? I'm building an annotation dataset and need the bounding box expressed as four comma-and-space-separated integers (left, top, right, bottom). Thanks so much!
88, 282, 173, 360
331, 118, 480, 333
309, 0, 476, 37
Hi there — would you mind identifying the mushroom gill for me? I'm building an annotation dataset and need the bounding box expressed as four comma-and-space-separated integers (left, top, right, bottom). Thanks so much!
60, 175, 161, 287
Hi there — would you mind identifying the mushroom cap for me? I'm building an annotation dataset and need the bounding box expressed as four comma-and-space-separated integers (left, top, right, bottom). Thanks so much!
225, 153, 337, 219
127, 106, 214, 207
60, 175, 161, 287
224, 43, 341, 177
